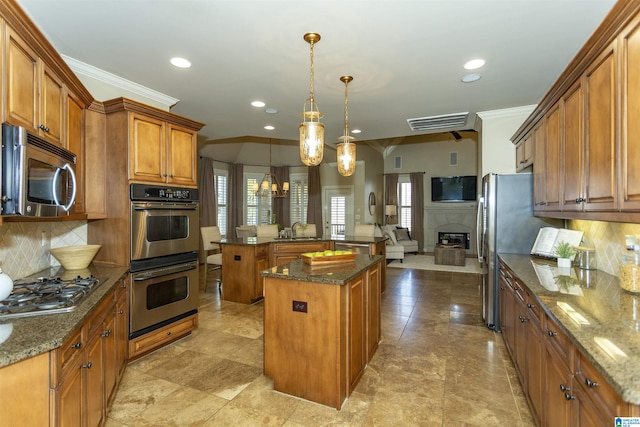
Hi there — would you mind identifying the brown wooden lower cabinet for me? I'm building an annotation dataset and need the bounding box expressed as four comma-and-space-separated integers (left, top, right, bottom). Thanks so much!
0, 274, 132, 427
128, 313, 198, 360
499, 260, 637, 425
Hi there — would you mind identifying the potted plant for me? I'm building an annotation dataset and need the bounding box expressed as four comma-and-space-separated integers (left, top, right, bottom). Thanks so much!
554, 241, 576, 268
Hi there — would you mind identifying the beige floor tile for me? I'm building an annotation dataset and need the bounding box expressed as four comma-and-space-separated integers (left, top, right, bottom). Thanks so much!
108, 264, 533, 426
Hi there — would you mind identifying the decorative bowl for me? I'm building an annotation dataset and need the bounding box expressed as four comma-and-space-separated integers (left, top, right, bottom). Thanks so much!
50, 245, 102, 270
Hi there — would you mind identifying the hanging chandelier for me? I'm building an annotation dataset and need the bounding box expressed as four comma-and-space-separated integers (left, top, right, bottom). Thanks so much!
253, 143, 289, 198
299, 32, 324, 166
337, 75, 355, 176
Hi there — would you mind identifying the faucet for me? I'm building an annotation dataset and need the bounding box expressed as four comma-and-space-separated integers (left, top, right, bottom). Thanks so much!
291, 222, 301, 237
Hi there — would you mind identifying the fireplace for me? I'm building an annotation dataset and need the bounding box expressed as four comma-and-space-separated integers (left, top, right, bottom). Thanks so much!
438, 232, 470, 249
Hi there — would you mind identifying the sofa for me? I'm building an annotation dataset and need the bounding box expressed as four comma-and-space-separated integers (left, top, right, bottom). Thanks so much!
378, 224, 419, 262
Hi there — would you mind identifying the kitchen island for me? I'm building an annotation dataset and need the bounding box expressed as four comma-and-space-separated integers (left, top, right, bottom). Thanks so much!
261, 254, 382, 409
219, 235, 387, 304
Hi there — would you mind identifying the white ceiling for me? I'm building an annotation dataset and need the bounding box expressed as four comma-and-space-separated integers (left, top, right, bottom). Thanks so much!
18, 0, 616, 149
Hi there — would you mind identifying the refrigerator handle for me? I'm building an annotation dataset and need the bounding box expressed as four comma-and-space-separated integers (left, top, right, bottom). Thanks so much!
476, 195, 484, 263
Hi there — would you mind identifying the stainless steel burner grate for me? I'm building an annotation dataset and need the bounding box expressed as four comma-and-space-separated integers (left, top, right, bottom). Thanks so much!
0, 275, 100, 319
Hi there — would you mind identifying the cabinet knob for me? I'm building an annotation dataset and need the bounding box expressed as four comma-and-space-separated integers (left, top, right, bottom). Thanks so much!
547, 329, 558, 337
82, 362, 92, 369
71, 342, 82, 349
560, 384, 571, 392
102, 329, 112, 338
585, 378, 599, 388
527, 303, 534, 309
118, 310, 124, 315
575, 197, 585, 203
38, 124, 50, 132
167, 331, 172, 336
519, 315, 528, 323
564, 392, 576, 401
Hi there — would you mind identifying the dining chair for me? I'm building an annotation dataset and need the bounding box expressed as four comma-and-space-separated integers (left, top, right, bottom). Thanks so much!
256, 224, 279, 238
200, 226, 223, 292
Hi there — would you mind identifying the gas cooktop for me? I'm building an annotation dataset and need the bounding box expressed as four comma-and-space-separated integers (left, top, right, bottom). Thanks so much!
0, 275, 100, 319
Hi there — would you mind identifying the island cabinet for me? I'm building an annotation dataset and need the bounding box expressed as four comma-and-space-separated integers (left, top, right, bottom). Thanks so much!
222, 242, 270, 304
269, 241, 332, 267
263, 256, 382, 410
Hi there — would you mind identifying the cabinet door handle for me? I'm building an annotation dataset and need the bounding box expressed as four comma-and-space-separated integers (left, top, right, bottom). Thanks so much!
585, 378, 599, 388
82, 362, 93, 369
547, 329, 558, 337
71, 342, 82, 350
102, 329, 112, 338
564, 392, 576, 401
560, 384, 571, 392
575, 197, 585, 203
527, 303, 535, 309
519, 315, 528, 323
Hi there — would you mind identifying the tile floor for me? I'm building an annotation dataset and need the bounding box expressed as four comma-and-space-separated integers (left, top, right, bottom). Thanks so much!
105, 265, 535, 426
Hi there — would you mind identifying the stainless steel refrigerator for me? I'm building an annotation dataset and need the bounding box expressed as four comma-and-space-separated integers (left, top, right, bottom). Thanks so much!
477, 173, 561, 331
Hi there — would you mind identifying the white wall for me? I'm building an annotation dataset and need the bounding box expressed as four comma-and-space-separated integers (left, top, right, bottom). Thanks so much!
476, 105, 536, 178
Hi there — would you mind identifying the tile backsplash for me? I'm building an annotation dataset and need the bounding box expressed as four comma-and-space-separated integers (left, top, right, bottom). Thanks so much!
0, 220, 88, 280
568, 219, 640, 277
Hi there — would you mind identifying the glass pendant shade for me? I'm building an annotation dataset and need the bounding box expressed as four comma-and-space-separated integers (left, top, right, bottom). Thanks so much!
337, 141, 356, 176
299, 122, 324, 166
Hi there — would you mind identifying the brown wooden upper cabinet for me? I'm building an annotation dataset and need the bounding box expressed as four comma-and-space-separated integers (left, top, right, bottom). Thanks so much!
620, 13, 640, 211
514, 1, 640, 221
5, 26, 65, 146
583, 41, 617, 212
515, 133, 533, 172
129, 113, 198, 187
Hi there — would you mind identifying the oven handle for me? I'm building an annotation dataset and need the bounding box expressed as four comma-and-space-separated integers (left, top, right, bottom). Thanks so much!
132, 204, 198, 211
132, 262, 198, 281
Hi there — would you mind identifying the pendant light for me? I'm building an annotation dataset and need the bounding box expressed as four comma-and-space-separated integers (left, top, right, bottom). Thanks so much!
337, 75, 356, 176
299, 33, 324, 166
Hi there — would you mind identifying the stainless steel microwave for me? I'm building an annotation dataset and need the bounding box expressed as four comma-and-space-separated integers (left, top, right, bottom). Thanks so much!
1, 123, 77, 217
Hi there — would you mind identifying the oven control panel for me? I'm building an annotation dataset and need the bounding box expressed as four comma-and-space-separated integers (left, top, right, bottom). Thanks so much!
130, 184, 199, 202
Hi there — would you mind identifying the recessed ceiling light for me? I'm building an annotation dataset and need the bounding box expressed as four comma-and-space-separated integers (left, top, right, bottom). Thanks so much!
264, 125, 275, 130
251, 101, 266, 108
352, 129, 361, 134
265, 108, 278, 114
170, 57, 191, 68
464, 59, 485, 70
461, 73, 481, 83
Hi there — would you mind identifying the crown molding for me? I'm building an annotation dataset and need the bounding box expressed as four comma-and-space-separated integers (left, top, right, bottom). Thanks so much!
62, 54, 179, 108
476, 105, 537, 120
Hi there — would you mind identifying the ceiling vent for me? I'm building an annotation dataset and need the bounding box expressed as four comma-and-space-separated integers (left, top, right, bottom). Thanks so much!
407, 112, 469, 131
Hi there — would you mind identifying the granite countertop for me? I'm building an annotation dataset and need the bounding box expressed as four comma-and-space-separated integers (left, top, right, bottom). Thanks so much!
221, 235, 387, 246
260, 254, 383, 285
0, 263, 129, 369
499, 253, 640, 405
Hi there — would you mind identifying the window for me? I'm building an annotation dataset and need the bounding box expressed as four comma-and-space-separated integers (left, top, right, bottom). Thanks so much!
214, 169, 228, 236
398, 177, 412, 231
246, 173, 272, 225
289, 173, 308, 225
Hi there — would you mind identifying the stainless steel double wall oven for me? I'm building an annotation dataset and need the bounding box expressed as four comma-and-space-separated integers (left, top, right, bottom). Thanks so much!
129, 184, 199, 339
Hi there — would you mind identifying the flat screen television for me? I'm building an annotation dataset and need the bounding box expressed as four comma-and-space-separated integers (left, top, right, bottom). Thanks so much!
431, 175, 477, 202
